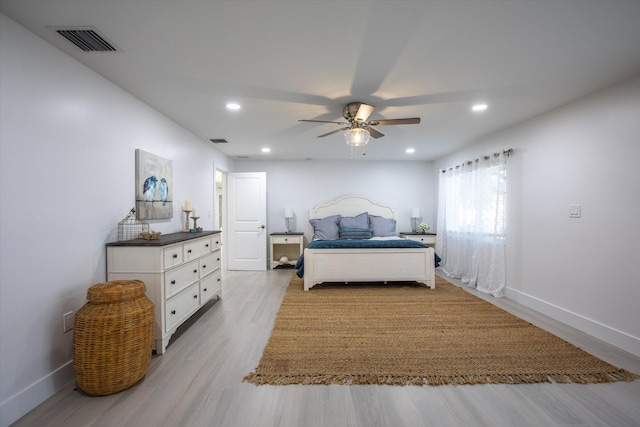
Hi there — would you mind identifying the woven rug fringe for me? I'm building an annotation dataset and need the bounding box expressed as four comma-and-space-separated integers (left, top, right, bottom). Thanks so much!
548, 369, 639, 384
244, 370, 638, 386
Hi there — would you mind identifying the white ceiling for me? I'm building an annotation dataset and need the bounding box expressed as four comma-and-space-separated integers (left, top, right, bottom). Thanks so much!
2, 0, 640, 161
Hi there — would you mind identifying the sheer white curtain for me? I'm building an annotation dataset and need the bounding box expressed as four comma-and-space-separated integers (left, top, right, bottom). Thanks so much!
436, 152, 509, 296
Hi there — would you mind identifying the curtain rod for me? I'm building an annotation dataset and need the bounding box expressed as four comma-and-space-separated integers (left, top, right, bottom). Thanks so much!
440, 148, 513, 173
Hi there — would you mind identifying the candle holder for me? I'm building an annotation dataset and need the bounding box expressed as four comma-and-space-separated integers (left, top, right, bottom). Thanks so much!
182, 210, 191, 232
191, 216, 201, 232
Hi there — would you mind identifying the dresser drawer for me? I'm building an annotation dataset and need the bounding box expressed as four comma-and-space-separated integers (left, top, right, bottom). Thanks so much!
402, 234, 436, 245
199, 252, 220, 278
211, 235, 222, 251
163, 245, 184, 269
272, 235, 302, 245
165, 283, 200, 331
164, 260, 199, 298
184, 237, 212, 261
200, 269, 221, 303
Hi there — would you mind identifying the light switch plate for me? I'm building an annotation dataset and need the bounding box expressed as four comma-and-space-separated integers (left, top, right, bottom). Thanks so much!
569, 205, 581, 218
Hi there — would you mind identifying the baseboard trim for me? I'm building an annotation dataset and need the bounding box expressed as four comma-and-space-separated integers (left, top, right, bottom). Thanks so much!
0, 361, 74, 427
503, 287, 640, 357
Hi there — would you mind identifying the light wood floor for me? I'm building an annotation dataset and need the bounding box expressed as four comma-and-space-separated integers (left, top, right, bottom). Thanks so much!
13, 269, 640, 427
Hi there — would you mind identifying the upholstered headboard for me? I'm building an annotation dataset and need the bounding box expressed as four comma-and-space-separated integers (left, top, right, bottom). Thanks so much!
307, 195, 398, 239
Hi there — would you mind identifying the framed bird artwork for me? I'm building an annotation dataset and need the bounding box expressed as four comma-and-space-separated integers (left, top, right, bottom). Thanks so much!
135, 149, 173, 219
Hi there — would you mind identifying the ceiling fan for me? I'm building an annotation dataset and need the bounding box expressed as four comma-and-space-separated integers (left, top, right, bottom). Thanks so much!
299, 102, 421, 145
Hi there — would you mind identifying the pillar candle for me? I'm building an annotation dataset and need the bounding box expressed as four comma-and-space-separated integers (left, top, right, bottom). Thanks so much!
184, 200, 191, 211
192, 207, 197, 217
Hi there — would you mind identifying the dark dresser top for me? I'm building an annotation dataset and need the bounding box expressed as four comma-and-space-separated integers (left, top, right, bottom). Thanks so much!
400, 232, 437, 235
107, 230, 221, 247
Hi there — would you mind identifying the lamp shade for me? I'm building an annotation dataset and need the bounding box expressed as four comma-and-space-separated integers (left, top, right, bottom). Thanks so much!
284, 207, 294, 219
344, 128, 370, 146
411, 208, 421, 218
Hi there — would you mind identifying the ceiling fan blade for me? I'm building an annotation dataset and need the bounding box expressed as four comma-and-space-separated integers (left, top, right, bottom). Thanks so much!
299, 119, 347, 125
367, 127, 385, 139
355, 103, 375, 122
369, 117, 421, 126
317, 127, 348, 138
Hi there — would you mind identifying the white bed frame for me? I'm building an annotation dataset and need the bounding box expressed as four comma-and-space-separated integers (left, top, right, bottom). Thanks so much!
303, 195, 436, 291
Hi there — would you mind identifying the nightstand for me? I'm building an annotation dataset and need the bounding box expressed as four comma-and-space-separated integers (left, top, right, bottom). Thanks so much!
400, 232, 436, 246
270, 233, 304, 269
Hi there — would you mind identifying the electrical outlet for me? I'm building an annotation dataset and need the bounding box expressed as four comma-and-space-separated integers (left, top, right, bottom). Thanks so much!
63, 311, 74, 333
569, 204, 581, 218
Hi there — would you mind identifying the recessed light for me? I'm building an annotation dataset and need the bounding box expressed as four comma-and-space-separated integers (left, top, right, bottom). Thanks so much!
472, 104, 488, 112
261, 147, 271, 153
405, 148, 415, 154
226, 102, 241, 110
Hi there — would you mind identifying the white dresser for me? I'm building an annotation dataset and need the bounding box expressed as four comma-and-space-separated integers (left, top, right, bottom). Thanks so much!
106, 231, 222, 354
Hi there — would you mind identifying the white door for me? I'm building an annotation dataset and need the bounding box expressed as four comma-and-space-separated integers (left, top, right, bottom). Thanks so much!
226, 172, 267, 270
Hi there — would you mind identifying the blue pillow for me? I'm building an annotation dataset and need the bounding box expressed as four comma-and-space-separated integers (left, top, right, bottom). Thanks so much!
369, 215, 396, 237
339, 227, 373, 240
309, 215, 341, 240
339, 212, 369, 229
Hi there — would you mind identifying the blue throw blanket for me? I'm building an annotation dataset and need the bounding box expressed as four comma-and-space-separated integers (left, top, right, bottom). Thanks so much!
295, 239, 441, 277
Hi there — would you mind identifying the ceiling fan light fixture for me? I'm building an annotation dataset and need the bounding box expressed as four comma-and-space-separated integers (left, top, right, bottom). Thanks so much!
344, 128, 370, 146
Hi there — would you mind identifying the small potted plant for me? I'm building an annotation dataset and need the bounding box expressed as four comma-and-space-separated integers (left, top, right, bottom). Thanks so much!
418, 222, 430, 234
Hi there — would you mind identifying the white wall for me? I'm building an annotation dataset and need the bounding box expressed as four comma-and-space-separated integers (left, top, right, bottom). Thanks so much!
232, 160, 436, 242
0, 14, 233, 426
434, 74, 640, 356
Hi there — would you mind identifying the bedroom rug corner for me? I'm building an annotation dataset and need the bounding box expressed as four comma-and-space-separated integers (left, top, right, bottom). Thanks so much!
244, 274, 639, 387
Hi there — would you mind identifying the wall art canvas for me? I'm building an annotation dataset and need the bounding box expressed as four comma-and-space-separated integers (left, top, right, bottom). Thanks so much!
135, 149, 173, 220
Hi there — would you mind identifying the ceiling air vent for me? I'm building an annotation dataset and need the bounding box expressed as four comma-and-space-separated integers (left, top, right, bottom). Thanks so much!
49, 26, 121, 52
209, 138, 229, 144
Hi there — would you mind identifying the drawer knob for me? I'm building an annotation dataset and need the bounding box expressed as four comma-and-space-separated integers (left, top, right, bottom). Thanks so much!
193, 294, 198, 299
173, 254, 178, 259
171, 280, 176, 285
205, 244, 209, 247
193, 269, 198, 273
204, 288, 207, 292
215, 241, 219, 244
217, 278, 220, 282
188, 249, 192, 253
171, 310, 176, 315
217, 258, 220, 261
203, 265, 207, 269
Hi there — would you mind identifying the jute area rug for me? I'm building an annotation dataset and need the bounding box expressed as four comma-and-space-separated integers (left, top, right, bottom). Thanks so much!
244, 274, 639, 386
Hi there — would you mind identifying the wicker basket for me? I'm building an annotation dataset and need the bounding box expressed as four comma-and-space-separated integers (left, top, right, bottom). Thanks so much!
73, 280, 154, 395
